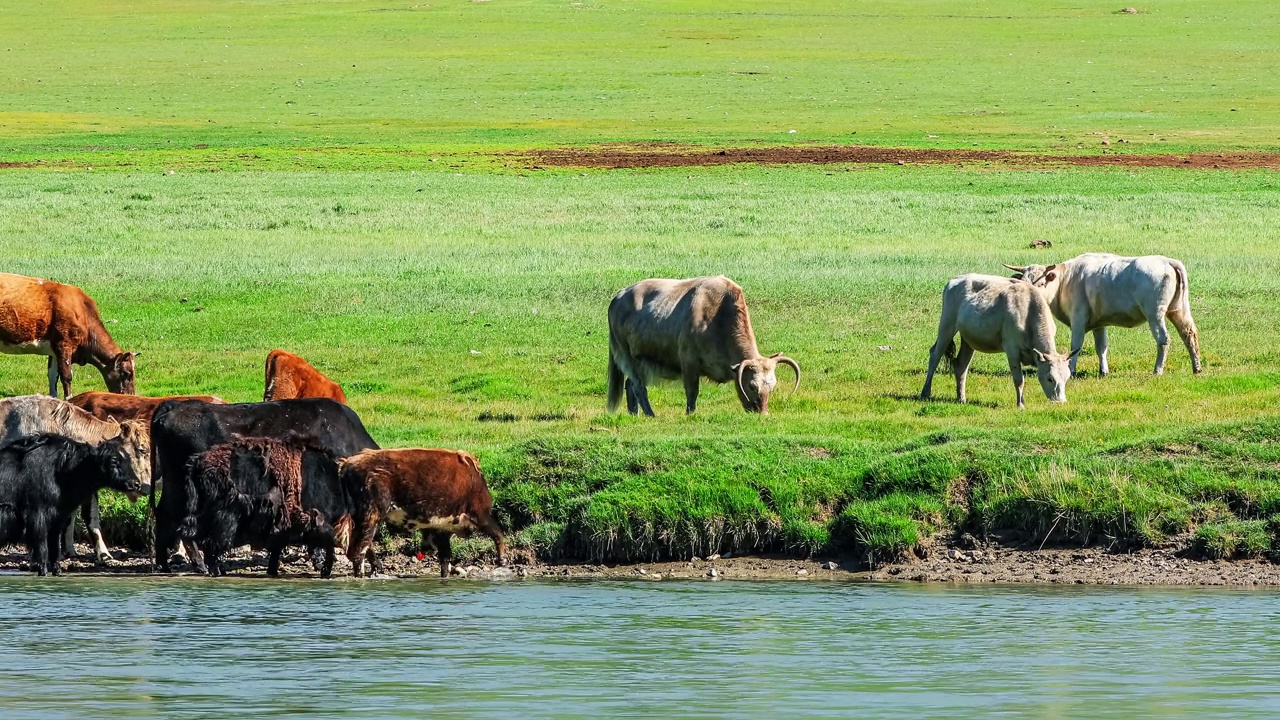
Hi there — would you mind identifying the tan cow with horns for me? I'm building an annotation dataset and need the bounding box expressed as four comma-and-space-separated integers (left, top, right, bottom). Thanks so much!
606, 275, 800, 415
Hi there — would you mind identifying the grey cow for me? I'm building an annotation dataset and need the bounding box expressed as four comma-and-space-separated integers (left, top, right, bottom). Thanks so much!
607, 276, 800, 415
921, 274, 1076, 408
1006, 253, 1202, 376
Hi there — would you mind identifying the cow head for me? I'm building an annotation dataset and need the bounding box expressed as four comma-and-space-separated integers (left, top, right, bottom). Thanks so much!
1033, 348, 1077, 403
1004, 264, 1059, 290
93, 433, 145, 494
115, 420, 152, 499
733, 353, 801, 414
104, 352, 139, 395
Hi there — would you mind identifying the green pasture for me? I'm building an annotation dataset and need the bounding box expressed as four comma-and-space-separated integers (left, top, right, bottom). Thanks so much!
3, 0, 1279, 166
4, 166, 1280, 561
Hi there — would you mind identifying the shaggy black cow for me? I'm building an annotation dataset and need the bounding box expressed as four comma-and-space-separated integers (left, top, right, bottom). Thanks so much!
150, 398, 378, 573
0, 434, 143, 575
181, 436, 351, 578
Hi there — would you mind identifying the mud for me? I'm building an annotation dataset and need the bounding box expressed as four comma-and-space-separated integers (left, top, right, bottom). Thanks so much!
523, 143, 1280, 171
6, 539, 1280, 586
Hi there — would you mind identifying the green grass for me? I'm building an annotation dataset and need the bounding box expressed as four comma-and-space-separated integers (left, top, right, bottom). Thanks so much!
4, 166, 1278, 563
7, 0, 1280, 564
4, 0, 1280, 168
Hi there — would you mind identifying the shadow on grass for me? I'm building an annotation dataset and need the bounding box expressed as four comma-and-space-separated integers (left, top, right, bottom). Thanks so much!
883, 392, 1000, 410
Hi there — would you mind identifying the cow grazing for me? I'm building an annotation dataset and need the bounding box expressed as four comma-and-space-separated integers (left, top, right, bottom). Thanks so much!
1005, 253, 1202, 376
0, 273, 139, 399
341, 448, 505, 578
921, 274, 1077, 408
0, 433, 144, 575
0, 395, 150, 562
67, 391, 223, 561
607, 276, 800, 415
150, 397, 377, 573
181, 436, 350, 578
263, 349, 348, 404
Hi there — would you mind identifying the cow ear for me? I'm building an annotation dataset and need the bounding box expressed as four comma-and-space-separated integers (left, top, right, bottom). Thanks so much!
1032, 349, 1048, 363
1046, 264, 1056, 271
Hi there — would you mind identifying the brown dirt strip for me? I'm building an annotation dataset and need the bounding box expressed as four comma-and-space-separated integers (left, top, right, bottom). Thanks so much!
524, 144, 1280, 170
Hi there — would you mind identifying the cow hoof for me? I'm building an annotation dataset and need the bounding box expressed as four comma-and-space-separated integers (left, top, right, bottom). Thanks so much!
96, 551, 114, 564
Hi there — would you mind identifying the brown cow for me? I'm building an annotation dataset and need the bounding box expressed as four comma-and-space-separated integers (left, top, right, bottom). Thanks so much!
0, 273, 139, 399
341, 448, 505, 578
263, 349, 347, 404
67, 391, 225, 564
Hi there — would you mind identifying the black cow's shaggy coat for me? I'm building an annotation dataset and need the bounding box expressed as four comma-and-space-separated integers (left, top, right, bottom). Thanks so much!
180, 437, 351, 578
150, 398, 376, 573
0, 434, 143, 575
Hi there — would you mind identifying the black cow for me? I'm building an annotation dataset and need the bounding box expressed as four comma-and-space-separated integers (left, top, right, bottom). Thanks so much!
181, 436, 351, 578
150, 398, 378, 573
0, 434, 143, 575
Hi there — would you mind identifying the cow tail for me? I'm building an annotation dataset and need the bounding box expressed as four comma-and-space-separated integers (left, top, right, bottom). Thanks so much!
1172, 260, 1192, 316
178, 456, 202, 540
606, 347, 624, 412
931, 339, 957, 372
263, 352, 279, 402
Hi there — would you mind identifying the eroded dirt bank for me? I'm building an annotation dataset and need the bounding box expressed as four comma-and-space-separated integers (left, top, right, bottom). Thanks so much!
6, 542, 1280, 586
523, 144, 1280, 170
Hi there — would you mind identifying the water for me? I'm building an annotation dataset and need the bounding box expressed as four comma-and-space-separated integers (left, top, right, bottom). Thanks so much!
1, 577, 1279, 719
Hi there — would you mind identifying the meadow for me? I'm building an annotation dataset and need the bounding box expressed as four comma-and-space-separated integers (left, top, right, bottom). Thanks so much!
2, 0, 1279, 564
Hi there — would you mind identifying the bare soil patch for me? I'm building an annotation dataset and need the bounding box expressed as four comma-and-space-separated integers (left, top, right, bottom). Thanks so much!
523, 144, 1280, 171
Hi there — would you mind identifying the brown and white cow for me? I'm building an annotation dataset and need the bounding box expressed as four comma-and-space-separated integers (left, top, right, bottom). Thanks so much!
263, 349, 347, 404
341, 448, 505, 578
0, 273, 139, 399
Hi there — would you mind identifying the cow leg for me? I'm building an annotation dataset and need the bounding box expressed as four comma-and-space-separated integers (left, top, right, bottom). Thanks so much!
47, 356, 59, 397
624, 380, 639, 415
631, 381, 656, 418
320, 545, 336, 579
155, 520, 175, 572
47, 525, 64, 576
1007, 354, 1026, 408
62, 509, 79, 560
1068, 323, 1088, 377
266, 545, 283, 578
1093, 328, 1110, 377
368, 547, 385, 575
27, 516, 50, 576
1168, 308, 1203, 374
953, 341, 975, 404
428, 531, 453, 578
1148, 313, 1171, 375
54, 351, 74, 400
476, 511, 506, 566
921, 343, 945, 400
682, 365, 701, 415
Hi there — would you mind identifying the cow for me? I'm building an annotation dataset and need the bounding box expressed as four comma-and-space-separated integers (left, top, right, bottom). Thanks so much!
0, 433, 144, 575
341, 448, 505, 578
921, 274, 1076, 408
180, 436, 351, 578
606, 276, 800, 415
1004, 253, 1203, 376
263, 349, 348, 404
0, 273, 139, 399
67, 391, 223, 562
150, 397, 378, 573
0, 395, 150, 562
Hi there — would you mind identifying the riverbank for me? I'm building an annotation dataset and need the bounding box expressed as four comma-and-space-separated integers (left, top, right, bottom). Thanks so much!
7, 540, 1280, 587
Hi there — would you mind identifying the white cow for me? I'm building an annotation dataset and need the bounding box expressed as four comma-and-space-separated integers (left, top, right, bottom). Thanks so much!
921, 275, 1075, 407
1005, 253, 1202, 376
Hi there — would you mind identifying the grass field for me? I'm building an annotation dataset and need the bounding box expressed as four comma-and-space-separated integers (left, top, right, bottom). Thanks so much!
3, 1, 1280, 563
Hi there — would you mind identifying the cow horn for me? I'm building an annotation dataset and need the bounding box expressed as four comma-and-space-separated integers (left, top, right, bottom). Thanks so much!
1003, 264, 1027, 273
775, 356, 801, 397
735, 361, 750, 404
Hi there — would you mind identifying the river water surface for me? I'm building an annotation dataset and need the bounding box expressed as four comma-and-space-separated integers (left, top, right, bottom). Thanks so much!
2, 576, 1278, 718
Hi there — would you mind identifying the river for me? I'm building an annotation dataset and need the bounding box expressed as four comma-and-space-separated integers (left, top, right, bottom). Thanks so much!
1, 576, 1277, 718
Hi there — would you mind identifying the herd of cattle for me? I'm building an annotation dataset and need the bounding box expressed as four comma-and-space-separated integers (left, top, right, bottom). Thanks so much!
0, 251, 1200, 576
